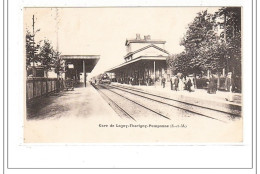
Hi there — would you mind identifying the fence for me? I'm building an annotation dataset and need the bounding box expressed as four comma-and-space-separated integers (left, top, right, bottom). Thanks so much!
26, 77, 64, 102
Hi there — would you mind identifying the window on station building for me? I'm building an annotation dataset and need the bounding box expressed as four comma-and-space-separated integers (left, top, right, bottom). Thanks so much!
68, 64, 74, 69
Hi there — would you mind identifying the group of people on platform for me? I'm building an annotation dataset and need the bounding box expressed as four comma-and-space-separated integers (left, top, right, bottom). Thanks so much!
206, 73, 238, 94
166, 72, 239, 95
169, 75, 194, 92
116, 72, 239, 98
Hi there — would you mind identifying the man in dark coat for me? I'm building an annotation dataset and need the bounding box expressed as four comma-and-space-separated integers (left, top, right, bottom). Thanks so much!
162, 77, 166, 88
186, 79, 192, 92
174, 76, 179, 91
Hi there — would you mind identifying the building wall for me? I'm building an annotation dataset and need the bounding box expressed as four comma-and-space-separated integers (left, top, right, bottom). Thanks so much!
114, 60, 166, 85
127, 42, 165, 53
132, 47, 168, 59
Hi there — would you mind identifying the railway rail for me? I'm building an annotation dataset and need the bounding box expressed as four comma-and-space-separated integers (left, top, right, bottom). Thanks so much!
109, 84, 241, 118
93, 83, 240, 122
93, 84, 171, 121
92, 83, 136, 121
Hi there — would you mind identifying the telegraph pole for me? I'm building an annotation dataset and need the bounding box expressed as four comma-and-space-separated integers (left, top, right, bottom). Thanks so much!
55, 8, 61, 79
54, 8, 62, 89
32, 15, 35, 34
32, 15, 35, 67
55, 8, 59, 52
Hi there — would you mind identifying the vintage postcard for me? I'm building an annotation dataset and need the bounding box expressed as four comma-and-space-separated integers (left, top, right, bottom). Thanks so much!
24, 7, 243, 143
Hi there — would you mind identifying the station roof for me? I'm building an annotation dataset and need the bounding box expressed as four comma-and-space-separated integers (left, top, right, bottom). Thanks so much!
61, 55, 100, 60
124, 44, 170, 59
125, 39, 166, 46
106, 56, 167, 72
61, 55, 100, 73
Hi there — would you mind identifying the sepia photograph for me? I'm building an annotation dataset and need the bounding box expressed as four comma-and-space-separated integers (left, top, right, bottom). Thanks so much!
24, 7, 243, 143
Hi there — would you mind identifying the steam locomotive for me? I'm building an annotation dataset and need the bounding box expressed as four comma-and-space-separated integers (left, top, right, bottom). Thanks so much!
99, 73, 111, 84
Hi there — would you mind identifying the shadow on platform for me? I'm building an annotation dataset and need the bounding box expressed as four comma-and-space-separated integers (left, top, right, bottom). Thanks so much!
26, 82, 89, 120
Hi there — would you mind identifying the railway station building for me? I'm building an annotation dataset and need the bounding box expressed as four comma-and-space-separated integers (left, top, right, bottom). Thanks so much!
60, 55, 100, 87
107, 34, 170, 86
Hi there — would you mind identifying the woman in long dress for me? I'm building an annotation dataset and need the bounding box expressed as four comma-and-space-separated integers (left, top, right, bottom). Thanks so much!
179, 78, 185, 91
207, 75, 217, 94
226, 74, 236, 101
190, 77, 195, 91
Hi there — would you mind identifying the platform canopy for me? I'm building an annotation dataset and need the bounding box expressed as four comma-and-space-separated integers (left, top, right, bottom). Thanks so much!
61, 55, 100, 87
61, 55, 100, 73
107, 56, 167, 73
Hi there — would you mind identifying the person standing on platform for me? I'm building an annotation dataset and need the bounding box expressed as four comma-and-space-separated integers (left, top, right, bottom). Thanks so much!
170, 76, 173, 90
226, 73, 236, 102
162, 77, 166, 88
207, 75, 217, 94
131, 77, 133, 85
179, 77, 185, 91
225, 72, 232, 92
191, 77, 195, 91
186, 78, 192, 92
148, 77, 152, 86
171, 76, 176, 90
146, 76, 149, 86
174, 76, 179, 91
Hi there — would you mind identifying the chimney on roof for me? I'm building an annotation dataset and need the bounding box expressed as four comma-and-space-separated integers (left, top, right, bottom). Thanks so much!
144, 35, 151, 40
136, 33, 141, 40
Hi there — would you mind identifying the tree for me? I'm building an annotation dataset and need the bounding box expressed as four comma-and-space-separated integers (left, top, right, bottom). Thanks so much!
179, 10, 220, 74
216, 7, 241, 75
25, 30, 40, 69
173, 53, 191, 75
176, 8, 241, 77
196, 30, 227, 74
38, 40, 56, 76
53, 51, 64, 78
38, 39, 64, 78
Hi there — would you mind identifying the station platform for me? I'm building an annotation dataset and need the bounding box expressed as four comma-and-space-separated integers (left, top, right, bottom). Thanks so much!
25, 82, 120, 143
110, 82, 242, 114
27, 82, 118, 120
24, 82, 243, 143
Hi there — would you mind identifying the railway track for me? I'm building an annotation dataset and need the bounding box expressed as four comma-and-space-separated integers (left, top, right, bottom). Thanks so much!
92, 84, 136, 121
95, 83, 236, 123
110, 85, 241, 117
109, 84, 241, 119
94, 84, 171, 121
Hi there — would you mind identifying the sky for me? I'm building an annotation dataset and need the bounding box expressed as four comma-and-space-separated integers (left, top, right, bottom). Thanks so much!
24, 7, 220, 78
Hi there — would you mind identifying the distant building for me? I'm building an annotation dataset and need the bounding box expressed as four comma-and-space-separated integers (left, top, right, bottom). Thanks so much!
107, 34, 170, 86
